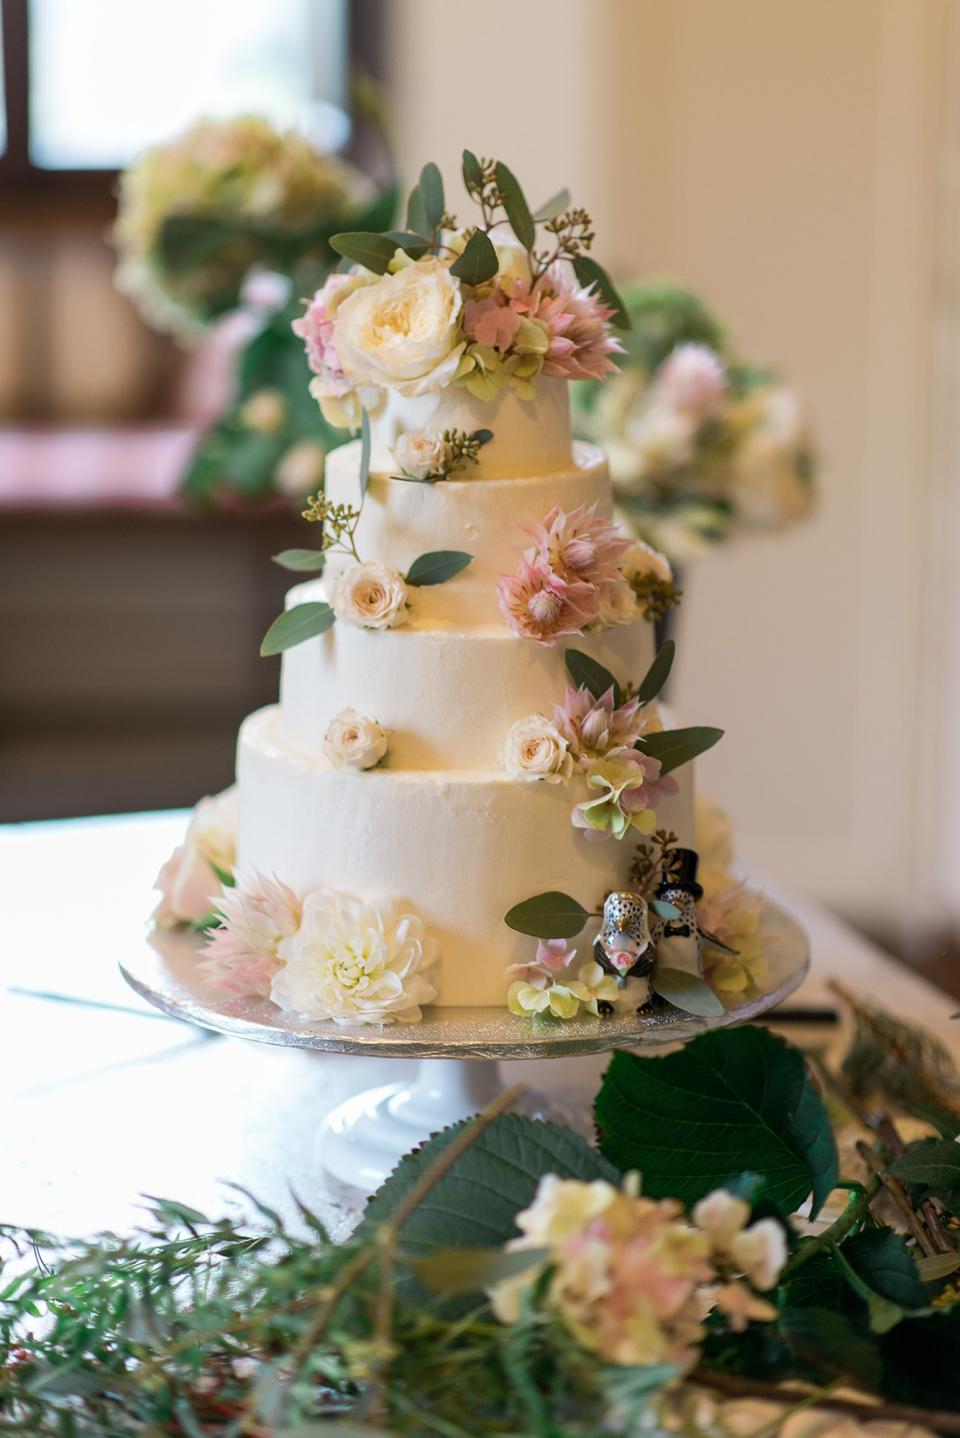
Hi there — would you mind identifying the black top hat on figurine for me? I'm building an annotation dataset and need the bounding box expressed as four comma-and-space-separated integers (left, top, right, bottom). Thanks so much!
665, 848, 703, 901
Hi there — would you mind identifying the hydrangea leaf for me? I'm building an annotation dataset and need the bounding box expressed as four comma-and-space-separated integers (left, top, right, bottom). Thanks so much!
595, 1027, 838, 1216
888, 1139, 960, 1191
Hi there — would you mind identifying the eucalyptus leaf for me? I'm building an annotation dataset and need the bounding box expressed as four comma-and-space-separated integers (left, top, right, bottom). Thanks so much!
330, 231, 398, 275
572, 255, 631, 330
641, 725, 724, 776
635, 641, 676, 704
494, 161, 535, 250
652, 968, 725, 1018
450, 228, 499, 285
260, 602, 335, 657
462, 148, 483, 193
472, 427, 494, 444
779, 1306, 883, 1389
564, 648, 621, 705
406, 183, 428, 235
384, 228, 431, 259
405, 550, 472, 587
649, 900, 681, 920
272, 549, 326, 573
533, 187, 571, 223
595, 1027, 838, 1215
505, 891, 590, 940
419, 162, 445, 229
409, 1245, 549, 1296
888, 1139, 960, 1190
359, 408, 371, 497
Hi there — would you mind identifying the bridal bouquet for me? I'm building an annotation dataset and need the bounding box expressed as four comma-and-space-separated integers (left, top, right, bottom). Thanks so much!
4, 997, 960, 1435
112, 115, 395, 504
572, 281, 817, 560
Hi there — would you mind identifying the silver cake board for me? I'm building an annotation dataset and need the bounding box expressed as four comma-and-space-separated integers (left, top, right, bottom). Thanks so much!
121, 902, 808, 1192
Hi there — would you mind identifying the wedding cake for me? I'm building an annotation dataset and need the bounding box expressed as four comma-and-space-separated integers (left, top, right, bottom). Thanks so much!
154, 156, 733, 1025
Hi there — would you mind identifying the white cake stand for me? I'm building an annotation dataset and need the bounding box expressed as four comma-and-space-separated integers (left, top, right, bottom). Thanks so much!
122, 903, 808, 1193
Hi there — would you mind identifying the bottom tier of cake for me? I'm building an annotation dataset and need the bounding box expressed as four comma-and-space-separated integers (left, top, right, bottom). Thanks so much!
237, 707, 695, 1008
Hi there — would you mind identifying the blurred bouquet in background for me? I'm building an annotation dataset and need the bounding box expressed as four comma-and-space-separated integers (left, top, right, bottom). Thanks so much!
572, 281, 816, 561
113, 115, 394, 504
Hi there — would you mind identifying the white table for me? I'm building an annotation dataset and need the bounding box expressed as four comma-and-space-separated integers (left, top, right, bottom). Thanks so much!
3, 811, 956, 1238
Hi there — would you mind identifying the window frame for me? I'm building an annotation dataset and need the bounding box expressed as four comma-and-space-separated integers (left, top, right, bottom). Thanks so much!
0, 0, 386, 196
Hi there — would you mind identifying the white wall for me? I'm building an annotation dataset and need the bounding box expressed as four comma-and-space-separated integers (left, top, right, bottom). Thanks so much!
387, 0, 954, 943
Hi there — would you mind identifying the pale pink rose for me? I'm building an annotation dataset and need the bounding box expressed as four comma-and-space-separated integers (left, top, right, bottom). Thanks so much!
498, 553, 596, 645
653, 342, 728, 419
204, 872, 302, 998
153, 788, 237, 927
293, 272, 354, 378
553, 685, 647, 770
332, 562, 408, 629
392, 429, 446, 480
507, 264, 623, 381
521, 502, 629, 588
464, 291, 521, 352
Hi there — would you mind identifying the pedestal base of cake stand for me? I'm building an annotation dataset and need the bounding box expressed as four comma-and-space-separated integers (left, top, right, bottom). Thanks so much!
318, 1058, 504, 1191
123, 902, 809, 1195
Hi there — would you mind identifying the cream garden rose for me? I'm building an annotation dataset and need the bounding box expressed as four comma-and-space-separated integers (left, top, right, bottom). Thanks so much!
502, 714, 573, 784
323, 708, 388, 770
332, 561, 408, 629
392, 428, 446, 480
333, 257, 465, 397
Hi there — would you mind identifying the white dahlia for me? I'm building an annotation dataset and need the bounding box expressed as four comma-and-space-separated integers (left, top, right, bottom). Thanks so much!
270, 890, 439, 1025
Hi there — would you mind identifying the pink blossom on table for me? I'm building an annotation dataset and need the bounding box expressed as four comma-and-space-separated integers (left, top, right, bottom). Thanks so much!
152, 788, 237, 927
203, 871, 302, 998
497, 552, 597, 645
506, 265, 623, 381
504, 938, 578, 991
463, 290, 521, 352
653, 342, 728, 419
521, 502, 629, 588
553, 684, 646, 770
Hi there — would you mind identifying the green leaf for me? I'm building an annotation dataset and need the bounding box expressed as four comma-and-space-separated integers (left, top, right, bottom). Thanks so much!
363, 1112, 618, 1306
359, 408, 372, 497
505, 891, 590, 940
649, 900, 681, 920
917, 1252, 960, 1282
419, 162, 445, 229
462, 148, 483, 193
450, 228, 499, 285
472, 427, 494, 444
841, 1229, 928, 1311
652, 968, 725, 1018
406, 183, 428, 235
494, 160, 536, 250
888, 1139, 960, 1190
635, 641, 675, 705
383, 228, 431, 258
641, 725, 724, 776
572, 255, 631, 330
209, 861, 235, 890
779, 1306, 882, 1389
405, 550, 473, 587
272, 549, 326, 573
533, 187, 571, 223
564, 648, 621, 705
409, 1244, 549, 1295
260, 602, 335, 657
330, 231, 398, 275
595, 1027, 838, 1216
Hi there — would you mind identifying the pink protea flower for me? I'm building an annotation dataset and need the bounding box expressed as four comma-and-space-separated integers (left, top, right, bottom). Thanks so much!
521, 502, 630, 587
203, 872, 302, 998
464, 291, 521, 352
553, 685, 647, 770
508, 265, 623, 381
653, 342, 728, 419
498, 553, 597, 645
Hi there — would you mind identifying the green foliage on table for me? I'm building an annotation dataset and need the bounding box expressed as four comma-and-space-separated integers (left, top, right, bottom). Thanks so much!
5, 1015, 960, 1433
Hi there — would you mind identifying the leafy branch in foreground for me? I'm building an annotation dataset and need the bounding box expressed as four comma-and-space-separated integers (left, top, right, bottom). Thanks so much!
5, 1010, 960, 1433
